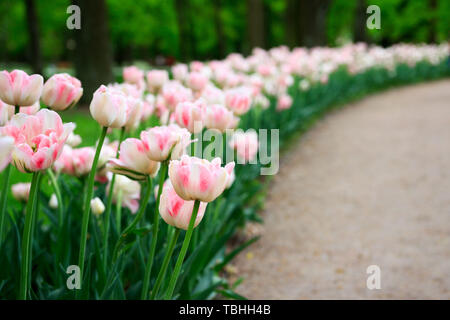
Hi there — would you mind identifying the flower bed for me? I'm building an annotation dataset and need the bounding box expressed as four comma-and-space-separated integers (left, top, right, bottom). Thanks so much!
0, 43, 449, 300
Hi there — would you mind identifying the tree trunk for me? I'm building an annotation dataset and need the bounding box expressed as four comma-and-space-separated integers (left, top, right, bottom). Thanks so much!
24, 0, 43, 75
353, 0, 368, 43
213, 0, 225, 59
71, 0, 114, 104
298, 0, 331, 47
428, 0, 437, 43
175, 0, 190, 61
285, 0, 300, 48
246, 0, 265, 53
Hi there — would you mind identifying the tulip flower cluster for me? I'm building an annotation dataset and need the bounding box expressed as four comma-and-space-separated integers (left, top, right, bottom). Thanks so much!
0, 42, 448, 300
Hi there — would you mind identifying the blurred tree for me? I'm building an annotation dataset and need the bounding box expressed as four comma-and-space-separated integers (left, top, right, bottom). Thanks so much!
24, 0, 43, 74
246, 0, 266, 53
299, 0, 331, 47
353, 0, 368, 43
286, 0, 331, 47
72, 0, 113, 102
213, 0, 226, 58
285, 0, 299, 48
428, 0, 437, 43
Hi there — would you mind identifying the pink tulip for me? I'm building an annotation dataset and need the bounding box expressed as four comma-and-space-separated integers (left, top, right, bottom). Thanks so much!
19, 102, 40, 115
172, 64, 188, 82
229, 131, 259, 163
203, 104, 234, 132
1, 100, 40, 125
140, 124, 192, 161
53, 145, 95, 177
109, 83, 143, 99
141, 94, 155, 121
168, 155, 235, 202
161, 81, 193, 111
0, 135, 14, 171
190, 61, 204, 72
173, 100, 204, 133
2, 109, 75, 173
187, 72, 208, 92
11, 183, 31, 202
146, 70, 169, 93
0, 100, 14, 125
201, 84, 225, 105
123, 96, 143, 132
108, 138, 160, 181
66, 132, 82, 147
0, 70, 43, 107
159, 180, 208, 230
123, 66, 144, 85
96, 142, 118, 183
41, 73, 83, 111
106, 174, 141, 213
225, 87, 252, 115
276, 94, 293, 111
90, 85, 129, 128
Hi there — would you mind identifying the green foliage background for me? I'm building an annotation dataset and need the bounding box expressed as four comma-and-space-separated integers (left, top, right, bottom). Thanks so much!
0, 0, 449, 65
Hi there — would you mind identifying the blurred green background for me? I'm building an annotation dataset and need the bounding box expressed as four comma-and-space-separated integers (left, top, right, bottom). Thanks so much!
0, 0, 449, 100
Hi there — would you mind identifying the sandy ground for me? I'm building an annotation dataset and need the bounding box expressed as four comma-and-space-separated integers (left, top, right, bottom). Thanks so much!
233, 80, 450, 299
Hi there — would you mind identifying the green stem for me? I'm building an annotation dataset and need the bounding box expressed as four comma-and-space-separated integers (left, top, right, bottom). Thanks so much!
115, 190, 123, 233
47, 169, 63, 227
102, 128, 125, 271
1, 106, 20, 242
164, 200, 200, 300
77, 126, 108, 287
0, 164, 12, 242
140, 161, 168, 299
150, 228, 180, 299
18, 171, 41, 300
112, 175, 153, 262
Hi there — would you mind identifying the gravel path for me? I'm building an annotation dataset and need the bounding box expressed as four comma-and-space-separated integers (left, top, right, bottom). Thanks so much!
233, 80, 450, 299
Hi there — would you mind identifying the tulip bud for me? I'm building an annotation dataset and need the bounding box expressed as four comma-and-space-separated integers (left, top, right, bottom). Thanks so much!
168, 155, 235, 202
172, 64, 188, 82
49, 194, 58, 209
276, 94, 293, 111
124, 96, 143, 132
66, 132, 82, 147
146, 70, 169, 93
203, 104, 234, 132
0, 100, 14, 125
0, 70, 43, 107
159, 180, 208, 230
161, 81, 193, 111
173, 100, 204, 133
225, 87, 252, 115
123, 66, 144, 85
90, 197, 105, 216
19, 102, 40, 115
140, 125, 192, 162
12, 183, 31, 202
108, 138, 160, 181
89, 85, 128, 128
186, 72, 208, 92
107, 174, 141, 213
41, 73, 83, 111
229, 131, 259, 163
0, 135, 14, 171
